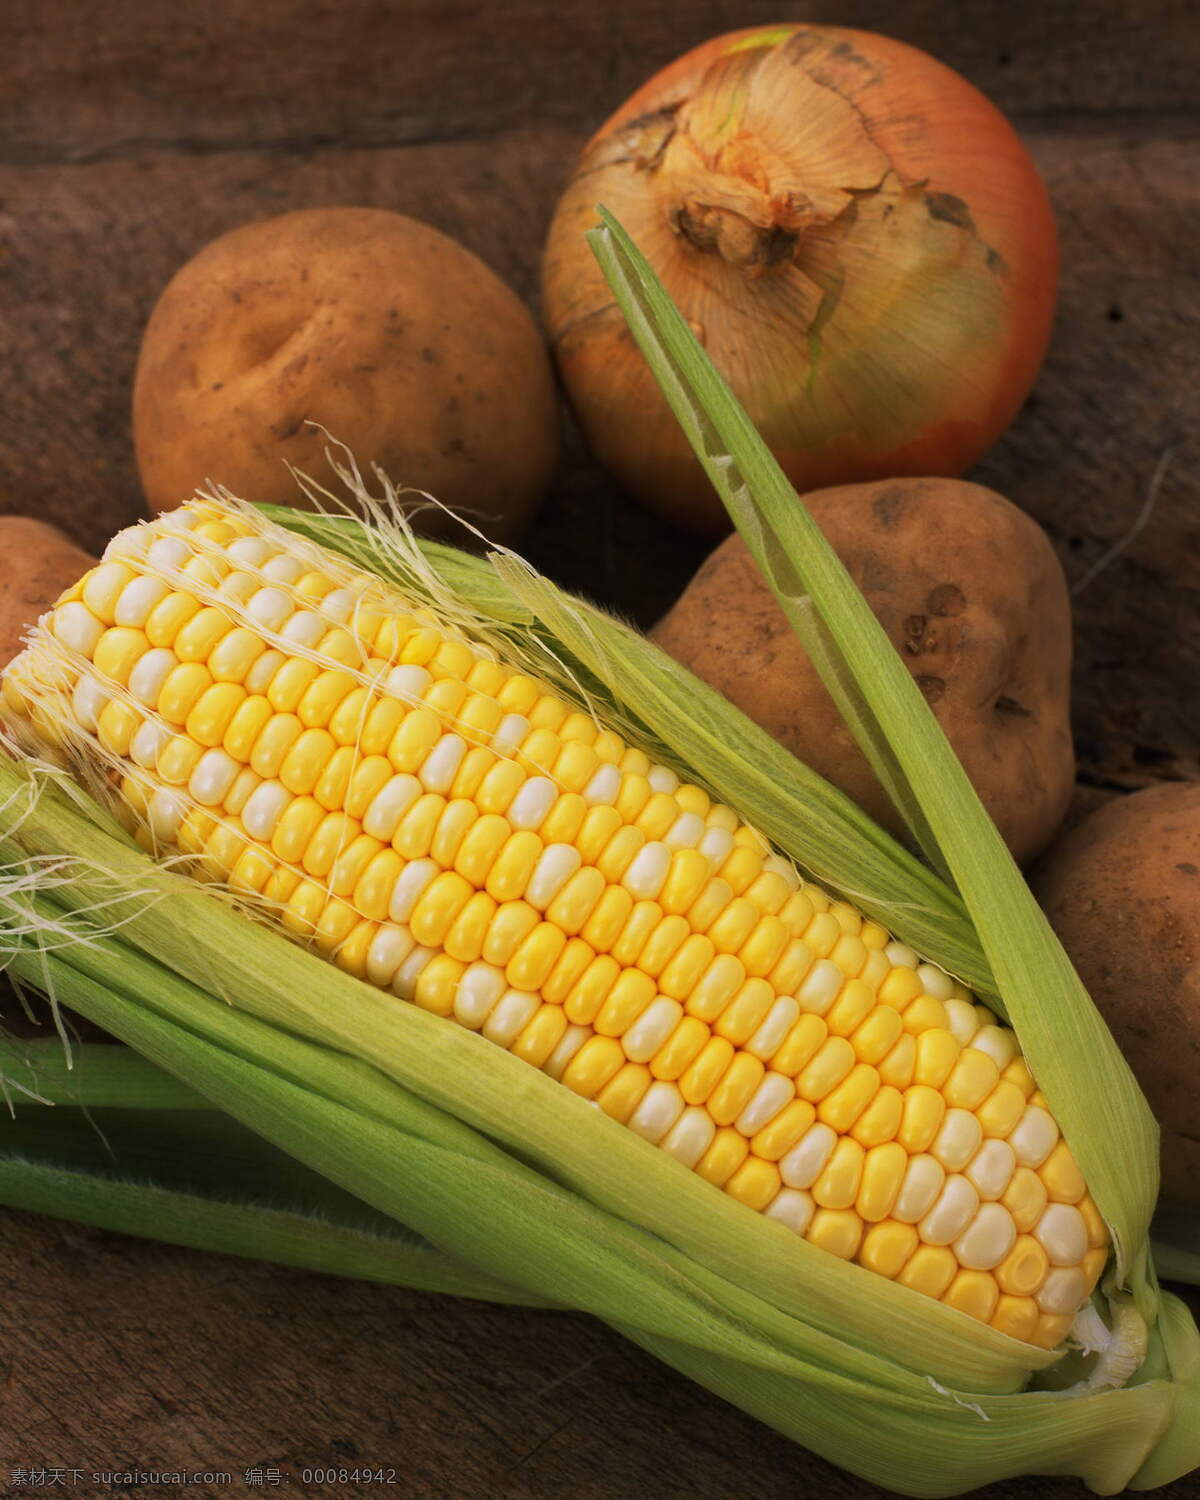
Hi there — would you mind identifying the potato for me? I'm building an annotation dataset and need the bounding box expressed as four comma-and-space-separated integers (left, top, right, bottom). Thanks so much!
650, 477, 1074, 865
0, 516, 95, 668
133, 207, 559, 544
1033, 783, 1200, 1210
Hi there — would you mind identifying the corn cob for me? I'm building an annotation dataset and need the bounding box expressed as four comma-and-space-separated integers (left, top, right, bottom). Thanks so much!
1, 497, 1108, 1348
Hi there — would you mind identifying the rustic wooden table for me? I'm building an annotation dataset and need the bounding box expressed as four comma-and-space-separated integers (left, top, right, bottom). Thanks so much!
1, 1, 1198, 1496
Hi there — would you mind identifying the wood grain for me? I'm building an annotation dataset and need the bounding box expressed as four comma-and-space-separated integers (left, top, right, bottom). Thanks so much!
1, 0, 1198, 1494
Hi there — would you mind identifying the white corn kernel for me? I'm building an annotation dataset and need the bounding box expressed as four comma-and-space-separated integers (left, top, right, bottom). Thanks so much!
916, 963, 954, 1000
931, 1109, 983, 1171
647, 764, 679, 794
660, 1106, 716, 1167
1009, 1106, 1060, 1167
507, 776, 557, 830
797, 959, 843, 1015
114, 576, 170, 628
954, 1203, 1017, 1271
281, 610, 327, 649
453, 962, 507, 1029
525, 845, 582, 910
482, 988, 540, 1047
319, 588, 355, 624
104, 525, 151, 561
51, 602, 104, 656
543, 1024, 589, 1082
246, 587, 293, 632
943, 997, 981, 1046
582, 763, 621, 806
147, 786, 187, 842
188, 748, 240, 807
391, 944, 436, 998
622, 997, 684, 1063
622, 842, 671, 900
893, 1154, 946, 1223
919, 1175, 980, 1245
745, 997, 800, 1061
365, 924, 415, 987
261, 553, 304, 585
698, 826, 735, 864
362, 774, 422, 841
884, 941, 918, 969
385, 664, 433, 702
663, 812, 705, 850
779, 1122, 837, 1190
490, 714, 530, 756
764, 1188, 816, 1236
129, 718, 169, 769
244, 650, 286, 696
128, 647, 177, 707
735, 1072, 795, 1135
628, 1081, 685, 1143
1037, 1266, 1088, 1315
1034, 1203, 1089, 1266
388, 859, 438, 923
970, 1024, 1018, 1071
241, 779, 291, 840
419, 733, 467, 794
71, 674, 109, 732
965, 1138, 1017, 1200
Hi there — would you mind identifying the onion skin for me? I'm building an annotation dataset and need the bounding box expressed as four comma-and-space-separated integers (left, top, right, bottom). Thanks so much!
543, 25, 1058, 535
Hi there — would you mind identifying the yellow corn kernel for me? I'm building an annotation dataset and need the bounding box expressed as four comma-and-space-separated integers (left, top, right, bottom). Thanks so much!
943, 1270, 1000, 1323
707, 897, 759, 955
778, 890, 815, 935
223, 696, 274, 762
562, 1035, 626, 1098
329, 833, 383, 898
298, 669, 356, 729
480, 901, 540, 967
157, 663, 213, 726
1003, 1057, 1037, 1098
648, 1015, 709, 1082
726, 1156, 782, 1212
424, 677, 468, 720
611, 902, 664, 967
944, 1048, 1001, 1111
581, 885, 635, 954
858, 1220, 919, 1279
1078, 1195, 1109, 1249
878, 1034, 916, 1089
157, 736, 205, 786
412, 953, 463, 1017
878, 967, 924, 1010
452, 813, 510, 886
686, 877, 735, 933
772, 1014, 829, 1078
594, 969, 656, 1037
897, 1086, 946, 1153
301, 810, 355, 879
410, 871, 474, 948
506, 923, 567, 992
797, 1036, 856, 1103
512, 1004, 569, 1069
812, 1137, 865, 1210
353, 849, 404, 921
996, 1236, 1050, 1297
990, 1295, 1040, 1343
850, 1085, 903, 1148
387, 708, 442, 773
903, 994, 951, 1036
1003, 1168, 1049, 1234
540, 938, 594, 1005
483, 831, 542, 902
595, 825, 646, 884
1030, 1312, 1076, 1351
695, 1126, 749, 1187
679, 1036, 736, 1106
817, 1063, 880, 1133
636, 913, 689, 977
897, 1244, 958, 1299
913, 1028, 961, 1088
806, 1208, 863, 1261
250, 713, 303, 778
267, 657, 320, 713
714, 978, 774, 1046
97, 700, 141, 757
280, 728, 337, 797
825, 979, 876, 1037
444, 891, 498, 963
173, 608, 230, 663
145, 592, 200, 647
1039, 1141, 1087, 1204
856, 1141, 908, 1222
596, 1062, 653, 1124
977, 1080, 1029, 1138
615, 773, 652, 822
564, 955, 620, 1026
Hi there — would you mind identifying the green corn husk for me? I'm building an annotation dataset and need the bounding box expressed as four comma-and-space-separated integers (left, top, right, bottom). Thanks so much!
0, 215, 1197, 1495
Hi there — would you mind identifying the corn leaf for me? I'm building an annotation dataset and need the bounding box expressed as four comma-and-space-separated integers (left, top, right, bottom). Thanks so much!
586, 208, 1160, 1302
2, 764, 1198, 1496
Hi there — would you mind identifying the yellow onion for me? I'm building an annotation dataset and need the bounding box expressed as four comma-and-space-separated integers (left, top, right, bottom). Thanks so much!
543, 25, 1058, 535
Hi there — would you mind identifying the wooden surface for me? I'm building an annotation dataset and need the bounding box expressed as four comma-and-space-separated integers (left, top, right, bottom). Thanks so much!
1, 1, 1198, 1495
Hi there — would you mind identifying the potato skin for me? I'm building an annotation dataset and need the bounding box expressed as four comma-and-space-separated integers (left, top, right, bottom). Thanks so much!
0, 516, 95, 667
1033, 783, 1200, 1210
133, 207, 559, 544
650, 477, 1074, 865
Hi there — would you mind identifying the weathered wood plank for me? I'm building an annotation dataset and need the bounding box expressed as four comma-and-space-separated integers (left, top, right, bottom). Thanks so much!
3, 0, 1197, 165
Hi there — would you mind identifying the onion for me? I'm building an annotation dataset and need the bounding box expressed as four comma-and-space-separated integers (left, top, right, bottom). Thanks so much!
542, 25, 1058, 535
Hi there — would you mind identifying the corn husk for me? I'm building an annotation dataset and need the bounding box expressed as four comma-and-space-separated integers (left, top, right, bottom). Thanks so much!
0, 214, 1196, 1494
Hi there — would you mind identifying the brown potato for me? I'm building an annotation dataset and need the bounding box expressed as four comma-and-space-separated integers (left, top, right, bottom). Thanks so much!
133, 207, 559, 544
1033, 783, 1200, 1210
650, 477, 1074, 865
0, 516, 95, 668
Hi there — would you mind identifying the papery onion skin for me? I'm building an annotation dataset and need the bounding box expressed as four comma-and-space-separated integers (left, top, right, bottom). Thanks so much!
543, 25, 1058, 535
